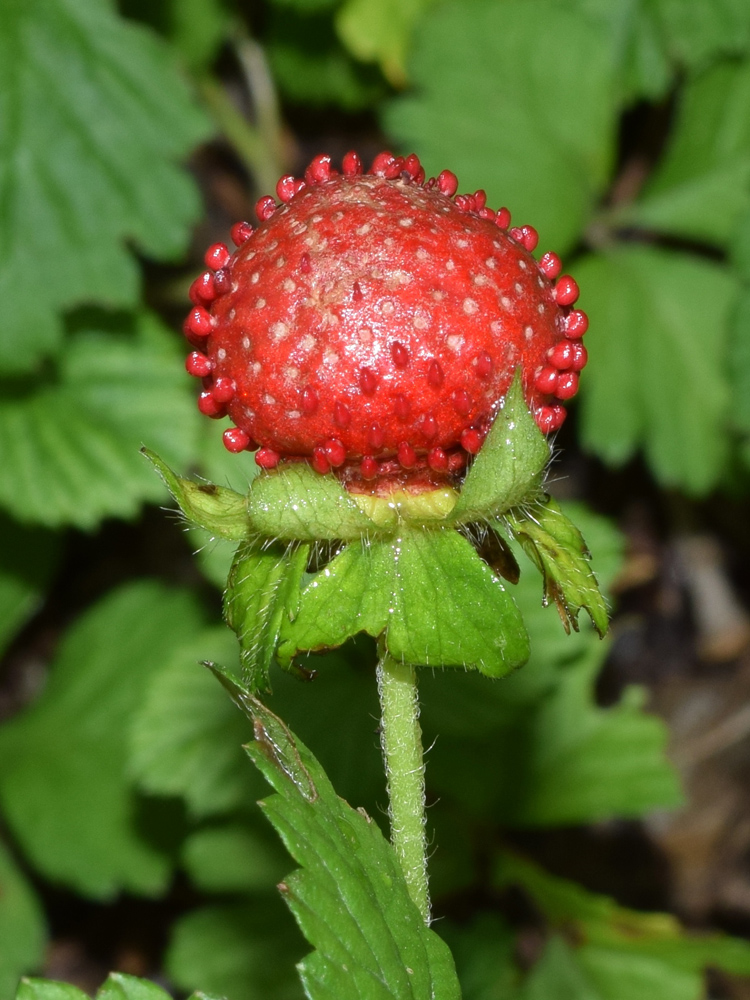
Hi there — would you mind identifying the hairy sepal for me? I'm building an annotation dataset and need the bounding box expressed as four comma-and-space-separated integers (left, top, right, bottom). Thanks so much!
224, 541, 310, 693
247, 462, 378, 541
502, 496, 609, 637
142, 448, 248, 540
450, 370, 550, 524
278, 526, 529, 679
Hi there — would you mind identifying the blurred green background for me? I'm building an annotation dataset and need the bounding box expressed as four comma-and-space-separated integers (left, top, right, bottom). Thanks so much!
3, 1, 750, 998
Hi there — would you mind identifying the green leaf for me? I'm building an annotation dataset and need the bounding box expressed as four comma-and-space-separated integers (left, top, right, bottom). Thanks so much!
225, 541, 311, 692
619, 60, 750, 246
0, 582, 203, 899
451, 372, 549, 524
16, 983, 90, 1000
0, 514, 60, 658
279, 527, 529, 678
247, 463, 377, 541
503, 496, 608, 637
167, 899, 304, 1000
576, 247, 737, 494
129, 628, 261, 818
96, 974, 173, 1000
182, 824, 288, 893
266, 9, 386, 111
384, 0, 617, 253
336, 0, 434, 86
729, 283, 750, 444
0, 840, 46, 1000
0, 311, 201, 529
0, 0, 209, 372
144, 450, 249, 541
220, 690, 462, 1000
649, 0, 750, 72
497, 853, 750, 1000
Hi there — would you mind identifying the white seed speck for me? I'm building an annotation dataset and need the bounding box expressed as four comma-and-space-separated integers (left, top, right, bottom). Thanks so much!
537, 303, 546, 314
268, 241, 278, 251
463, 298, 479, 315
446, 260, 456, 271
538, 276, 545, 288
381, 300, 395, 315
287, 409, 301, 419
300, 335, 316, 352
228, 308, 236, 321
493, 240, 502, 249
251, 362, 261, 375
456, 238, 468, 248
232, 281, 239, 293
519, 259, 528, 270
284, 366, 300, 380
246, 251, 256, 260
396, 271, 411, 285
447, 334, 464, 351
271, 321, 288, 340
486, 257, 497, 268
263, 394, 275, 405
304, 236, 315, 246
312, 214, 323, 223
491, 320, 503, 335
324, 349, 339, 365
525, 325, 534, 341
293, 223, 308, 236
255, 298, 266, 309
283, 278, 296, 292
242, 336, 251, 349
276, 256, 286, 267
473, 274, 489, 286
333, 211, 344, 221
251, 271, 260, 283
432, 290, 444, 302
217, 348, 226, 360
501, 296, 512, 309
356, 223, 371, 235
400, 217, 415, 227
413, 314, 429, 330
359, 327, 372, 344
514, 282, 523, 294
416, 247, 429, 260
384, 237, 395, 246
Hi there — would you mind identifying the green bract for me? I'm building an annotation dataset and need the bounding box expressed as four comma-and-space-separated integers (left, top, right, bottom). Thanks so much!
151, 375, 607, 694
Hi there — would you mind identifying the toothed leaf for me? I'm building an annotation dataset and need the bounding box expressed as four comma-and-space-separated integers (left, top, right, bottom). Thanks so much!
503, 497, 608, 637
451, 371, 550, 524
208, 686, 462, 1000
144, 450, 249, 541
279, 526, 529, 678
224, 541, 311, 693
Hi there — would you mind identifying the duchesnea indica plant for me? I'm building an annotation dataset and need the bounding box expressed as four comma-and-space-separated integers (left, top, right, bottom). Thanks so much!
146, 149, 606, 995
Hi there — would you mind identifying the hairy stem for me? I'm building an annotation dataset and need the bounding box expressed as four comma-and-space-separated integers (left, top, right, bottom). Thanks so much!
377, 649, 430, 923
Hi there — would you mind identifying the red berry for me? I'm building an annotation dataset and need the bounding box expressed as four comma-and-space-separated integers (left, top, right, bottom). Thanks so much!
186, 152, 588, 488
205, 244, 230, 270
223, 428, 252, 452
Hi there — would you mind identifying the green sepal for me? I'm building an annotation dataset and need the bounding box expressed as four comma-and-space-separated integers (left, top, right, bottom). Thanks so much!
247, 462, 378, 541
450, 370, 550, 524
279, 525, 529, 678
142, 449, 248, 541
502, 496, 609, 637
224, 541, 310, 693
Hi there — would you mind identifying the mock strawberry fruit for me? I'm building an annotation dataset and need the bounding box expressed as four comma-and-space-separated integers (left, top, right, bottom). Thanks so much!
184, 151, 588, 488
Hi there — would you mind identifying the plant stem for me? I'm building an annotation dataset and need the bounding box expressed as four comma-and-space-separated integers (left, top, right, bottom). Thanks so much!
377, 648, 430, 923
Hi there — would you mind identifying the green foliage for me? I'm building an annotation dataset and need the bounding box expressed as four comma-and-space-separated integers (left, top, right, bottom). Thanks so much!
576, 248, 737, 494
16, 975, 185, 1000
213, 683, 462, 1000
166, 900, 305, 1000
336, 0, 435, 85
0, 515, 60, 657
278, 527, 530, 678
129, 628, 261, 818
0, 0, 209, 373
0, 312, 200, 529
0, 840, 46, 1000
384, 0, 618, 253
0, 582, 203, 898
182, 823, 288, 893
619, 60, 750, 246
